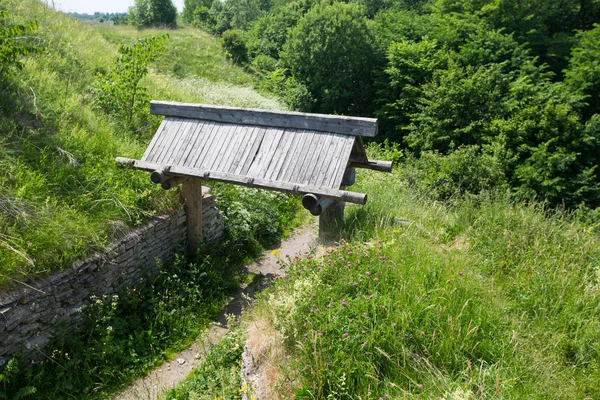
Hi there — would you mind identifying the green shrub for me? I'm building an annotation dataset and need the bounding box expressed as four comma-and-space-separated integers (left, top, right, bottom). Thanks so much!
258, 68, 313, 111
220, 29, 248, 65
399, 146, 507, 201
91, 34, 168, 128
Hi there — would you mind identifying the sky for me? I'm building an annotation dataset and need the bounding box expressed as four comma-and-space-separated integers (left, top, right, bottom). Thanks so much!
53, 0, 184, 14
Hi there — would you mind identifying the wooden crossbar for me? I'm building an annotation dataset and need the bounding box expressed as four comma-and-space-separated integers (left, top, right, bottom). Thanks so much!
150, 101, 378, 137
116, 157, 368, 205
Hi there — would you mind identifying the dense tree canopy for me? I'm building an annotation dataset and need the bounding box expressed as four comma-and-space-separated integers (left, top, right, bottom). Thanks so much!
183, 0, 600, 209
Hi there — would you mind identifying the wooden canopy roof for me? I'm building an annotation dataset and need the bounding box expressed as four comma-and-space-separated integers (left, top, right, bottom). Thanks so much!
116, 101, 391, 204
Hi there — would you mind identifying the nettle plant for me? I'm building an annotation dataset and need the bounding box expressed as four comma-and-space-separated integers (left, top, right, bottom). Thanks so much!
91, 34, 168, 127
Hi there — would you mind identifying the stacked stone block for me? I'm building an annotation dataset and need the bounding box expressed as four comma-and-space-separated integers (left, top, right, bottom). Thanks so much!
0, 194, 225, 366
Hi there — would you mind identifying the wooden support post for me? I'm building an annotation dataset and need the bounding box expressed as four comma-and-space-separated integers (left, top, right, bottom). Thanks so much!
319, 200, 345, 243
180, 178, 203, 253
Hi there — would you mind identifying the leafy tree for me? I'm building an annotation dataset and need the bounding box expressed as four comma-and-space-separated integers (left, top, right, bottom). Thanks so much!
565, 24, 600, 119
183, 0, 213, 22
405, 61, 510, 153
245, 5, 303, 60
258, 68, 313, 111
91, 35, 168, 127
128, 0, 177, 29
281, 2, 381, 115
208, 0, 233, 34
439, 0, 600, 75
377, 37, 450, 142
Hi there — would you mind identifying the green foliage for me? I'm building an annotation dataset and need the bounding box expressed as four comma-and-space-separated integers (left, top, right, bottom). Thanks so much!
6, 251, 233, 398
245, 7, 302, 60
565, 24, 600, 118
378, 37, 450, 142
281, 2, 381, 115
213, 185, 301, 257
128, 0, 178, 29
400, 146, 507, 201
250, 168, 600, 398
183, 0, 213, 23
91, 34, 168, 127
165, 324, 245, 399
220, 29, 248, 65
0, 0, 280, 284
262, 238, 505, 397
257, 68, 313, 111
0, 10, 39, 82
0, 359, 36, 399
405, 61, 510, 153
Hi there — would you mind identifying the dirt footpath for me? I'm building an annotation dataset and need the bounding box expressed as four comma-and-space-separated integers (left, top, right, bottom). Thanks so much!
113, 219, 317, 400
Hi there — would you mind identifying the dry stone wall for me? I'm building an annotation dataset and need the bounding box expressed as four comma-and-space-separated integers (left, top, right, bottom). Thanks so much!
0, 193, 224, 365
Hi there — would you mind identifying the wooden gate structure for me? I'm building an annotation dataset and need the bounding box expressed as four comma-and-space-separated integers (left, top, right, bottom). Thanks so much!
117, 101, 392, 250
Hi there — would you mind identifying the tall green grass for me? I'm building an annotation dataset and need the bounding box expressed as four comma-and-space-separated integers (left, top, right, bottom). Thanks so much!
95, 25, 254, 86
241, 159, 600, 398
0, 0, 282, 286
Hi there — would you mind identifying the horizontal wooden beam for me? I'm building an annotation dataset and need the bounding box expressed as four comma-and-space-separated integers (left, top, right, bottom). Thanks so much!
161, 175, 188, 190
350, 160, 393, 173
150, 101, 378, 137
116, 157, 368, 205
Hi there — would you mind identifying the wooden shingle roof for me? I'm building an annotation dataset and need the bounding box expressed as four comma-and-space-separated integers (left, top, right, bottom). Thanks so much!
116, 101, 391, 204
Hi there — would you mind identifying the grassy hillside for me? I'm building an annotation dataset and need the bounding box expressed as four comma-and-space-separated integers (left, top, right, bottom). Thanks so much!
248, 165, 600, 399
170, 149, 600, 399
0, 0, 281, 286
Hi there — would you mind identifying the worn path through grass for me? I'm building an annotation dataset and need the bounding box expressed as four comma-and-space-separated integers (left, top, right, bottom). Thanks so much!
113, 219, 317, 400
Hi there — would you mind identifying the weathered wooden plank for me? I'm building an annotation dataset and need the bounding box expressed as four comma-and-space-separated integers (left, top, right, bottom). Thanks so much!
314, 134, 344, 188
191, 121, 221, 168
256, 128, 285, 179
163, 119, 194, 165
278, 129, 310, 182
217, 124, 248, 173
203, 123, 234, 170
326, 136, 356, 188
264, 129, 295, 180
179, 120, 207, 166
150, 101, 378, 137
173, 120, 204, 165
213, 129, 238, 172
349, 160, 393, 172
288, 130, 317, 183
247, 127, 280, 177
294, 131, 321, 184
145, 117, 177, 163
161, 175, 188, 190
181, 178, 202, 252
300, 133, 332, 185
156, 118, 184, 164
239, 127, 266, 176
350, 136, 368, 164
142, 118, 169, 161
232, 126, 259, 175
211, 123, 239, 170
318, 135, 348, 188
115, 157, 368, 204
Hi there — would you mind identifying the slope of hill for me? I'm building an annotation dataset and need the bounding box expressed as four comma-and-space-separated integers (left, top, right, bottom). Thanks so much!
0, 0, 281, 287
171, 153, 600, 399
